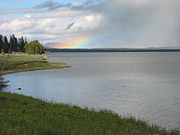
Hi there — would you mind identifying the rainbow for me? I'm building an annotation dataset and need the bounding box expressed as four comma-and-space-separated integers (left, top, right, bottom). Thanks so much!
54, 36, 96, 49
53, 8, 174, 49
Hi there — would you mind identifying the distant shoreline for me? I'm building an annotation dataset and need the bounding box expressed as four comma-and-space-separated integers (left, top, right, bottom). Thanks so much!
46, 48, 180, 53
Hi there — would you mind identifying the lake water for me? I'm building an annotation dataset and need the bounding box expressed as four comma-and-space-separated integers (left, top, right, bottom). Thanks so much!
3, 52, 180, 129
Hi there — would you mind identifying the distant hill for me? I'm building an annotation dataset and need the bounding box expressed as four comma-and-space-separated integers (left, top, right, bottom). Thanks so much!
46, 48, 180, 52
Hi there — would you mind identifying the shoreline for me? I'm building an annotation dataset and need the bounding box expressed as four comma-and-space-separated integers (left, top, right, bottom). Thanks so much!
0, 53, 70, 76
0, 53, 70, 88
2, 63, 70, 75
0, 92, 179, 135
0, 53, 179, 135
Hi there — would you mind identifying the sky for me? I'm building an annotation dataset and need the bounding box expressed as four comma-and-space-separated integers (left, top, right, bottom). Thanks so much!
0, 0, 179, 48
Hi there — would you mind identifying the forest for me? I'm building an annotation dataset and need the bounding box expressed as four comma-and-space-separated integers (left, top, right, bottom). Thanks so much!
0, 34, 44, 54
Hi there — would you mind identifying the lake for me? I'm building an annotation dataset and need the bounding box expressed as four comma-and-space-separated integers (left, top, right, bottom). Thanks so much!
3, 52, 180, 129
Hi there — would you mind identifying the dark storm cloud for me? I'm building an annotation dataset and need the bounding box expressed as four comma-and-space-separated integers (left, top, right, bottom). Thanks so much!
65, 21, 75, 30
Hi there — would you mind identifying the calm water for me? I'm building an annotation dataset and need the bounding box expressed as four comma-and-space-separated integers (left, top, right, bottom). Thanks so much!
3, 52, 180, 129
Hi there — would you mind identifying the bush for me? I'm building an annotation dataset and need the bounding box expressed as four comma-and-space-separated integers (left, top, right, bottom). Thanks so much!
25, 40, 44, 54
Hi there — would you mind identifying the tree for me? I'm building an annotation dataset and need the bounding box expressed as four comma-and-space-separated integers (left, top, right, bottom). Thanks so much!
0, 34, 43, 54
18, 36, 25, 52
0, 35, 3, 53
14, 36, 18, 52
3, 36, 9, 53
10, 34, 18, 52
25, 40, 44, 54
9, 35, 13, 52
24, 37, 28, 44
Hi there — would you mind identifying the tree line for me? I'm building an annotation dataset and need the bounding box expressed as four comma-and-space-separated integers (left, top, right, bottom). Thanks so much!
0, 34, 44, 54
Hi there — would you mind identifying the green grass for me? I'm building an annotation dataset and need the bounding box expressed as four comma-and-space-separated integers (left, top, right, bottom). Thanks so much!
0, 53, 69, 74
0, 92, 179, 135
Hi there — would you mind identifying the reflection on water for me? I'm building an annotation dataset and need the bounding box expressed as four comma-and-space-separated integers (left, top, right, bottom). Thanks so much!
3, 52, 180, 129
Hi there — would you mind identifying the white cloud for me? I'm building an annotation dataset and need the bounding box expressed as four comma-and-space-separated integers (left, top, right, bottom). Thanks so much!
24, 14, 31, 18
85, 15, 95, 22
0, 8, 103, 40
70, 14, 103, 31
0, 19, 34, 32
0, 0, 179, 48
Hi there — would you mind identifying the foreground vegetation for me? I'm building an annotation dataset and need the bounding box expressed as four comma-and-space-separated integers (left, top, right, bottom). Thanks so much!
0, 54, 68, 74
0, 92, 179, 135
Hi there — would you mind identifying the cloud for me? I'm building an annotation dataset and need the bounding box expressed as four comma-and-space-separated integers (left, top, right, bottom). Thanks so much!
24, 14, 31, 18
71, 14, 103, 31
65, 22, 75, 30
77, 0, 180, 48
34, 0, 71, 10
35, 1, 59, 9
0, 0, 179, 48
0, 1, 71, 15
0, 18, 35, 32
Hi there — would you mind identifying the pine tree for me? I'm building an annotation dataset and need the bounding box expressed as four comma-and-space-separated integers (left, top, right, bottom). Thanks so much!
24, 37, 28, 44
9, 35, 13, 52
14, 36, 18, 52
3, 36, 9, 53
0, 35, 3, 53
0, 34, 43, 54
9, 34, 18, 52
19, 36, 25, 52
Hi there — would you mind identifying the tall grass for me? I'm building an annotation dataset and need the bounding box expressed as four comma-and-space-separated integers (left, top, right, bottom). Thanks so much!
0, 92, 179, 135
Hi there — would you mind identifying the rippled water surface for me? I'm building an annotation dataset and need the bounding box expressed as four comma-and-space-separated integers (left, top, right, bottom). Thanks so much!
4, 52, 180, 129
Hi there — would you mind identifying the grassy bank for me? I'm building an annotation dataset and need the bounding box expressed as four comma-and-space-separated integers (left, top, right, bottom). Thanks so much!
0, 92, 179, 135
0, 53, 69, 74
